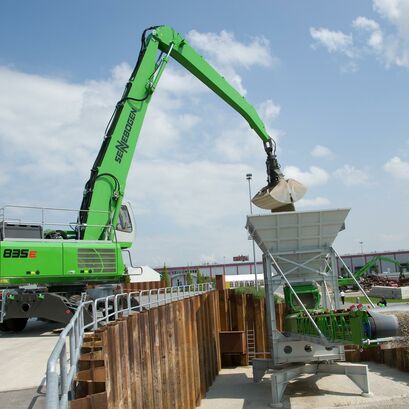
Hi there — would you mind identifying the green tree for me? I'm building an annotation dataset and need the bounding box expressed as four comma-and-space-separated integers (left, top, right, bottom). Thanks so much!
161, 264, 171, 287
196, 270, 205, 284
186, 270, 193, 285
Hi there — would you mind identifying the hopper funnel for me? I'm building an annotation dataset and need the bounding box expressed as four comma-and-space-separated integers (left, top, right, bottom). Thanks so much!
246, 209, 350, 279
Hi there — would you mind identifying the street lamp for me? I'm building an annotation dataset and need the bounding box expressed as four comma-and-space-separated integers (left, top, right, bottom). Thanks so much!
359, 241, 364, 254
246, 173, 259, 290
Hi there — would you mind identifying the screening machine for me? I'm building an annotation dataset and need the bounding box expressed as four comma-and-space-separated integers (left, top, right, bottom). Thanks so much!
246, 208, 406, 407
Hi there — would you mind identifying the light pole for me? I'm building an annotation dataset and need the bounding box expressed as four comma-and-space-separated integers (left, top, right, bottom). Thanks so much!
359, 241, 364, 254
246, 173, 259, 290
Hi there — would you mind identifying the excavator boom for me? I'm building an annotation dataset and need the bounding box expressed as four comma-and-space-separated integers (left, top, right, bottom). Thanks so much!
80, 25, 306, 242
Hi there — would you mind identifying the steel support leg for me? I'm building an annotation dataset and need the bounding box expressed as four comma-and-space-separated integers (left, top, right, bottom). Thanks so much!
254, 361, 372, 407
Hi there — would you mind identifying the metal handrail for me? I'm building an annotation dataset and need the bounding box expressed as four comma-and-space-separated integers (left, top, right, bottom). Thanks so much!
0, 204, 114, 241
45, 283, 213, 409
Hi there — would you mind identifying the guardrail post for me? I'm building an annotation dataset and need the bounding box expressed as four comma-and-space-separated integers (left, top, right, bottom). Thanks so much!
127, 293, 131, 313
45, 371, 60, 409
105, 297, 110, 324
60, 343, 68, 396
114, 295, 119, 320
93, 300, 98, 330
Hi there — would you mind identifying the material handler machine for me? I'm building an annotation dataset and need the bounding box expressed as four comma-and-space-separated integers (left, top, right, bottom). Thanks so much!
0, 26, 306, 332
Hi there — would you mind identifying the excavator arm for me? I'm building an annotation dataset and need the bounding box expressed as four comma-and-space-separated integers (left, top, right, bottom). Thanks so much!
80, 25, 305, 242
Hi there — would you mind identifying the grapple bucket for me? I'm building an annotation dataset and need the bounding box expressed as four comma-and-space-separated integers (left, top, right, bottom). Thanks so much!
252, 178, 307, 212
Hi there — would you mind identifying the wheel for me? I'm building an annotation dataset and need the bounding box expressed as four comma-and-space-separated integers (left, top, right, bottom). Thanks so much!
0, 322, 10, 332
5, 318, 28, 332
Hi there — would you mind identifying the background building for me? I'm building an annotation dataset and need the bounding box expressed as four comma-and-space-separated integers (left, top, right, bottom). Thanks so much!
156, 249, 409, 286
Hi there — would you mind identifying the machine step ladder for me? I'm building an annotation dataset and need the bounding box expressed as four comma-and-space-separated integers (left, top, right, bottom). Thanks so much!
247, 328, 256, 364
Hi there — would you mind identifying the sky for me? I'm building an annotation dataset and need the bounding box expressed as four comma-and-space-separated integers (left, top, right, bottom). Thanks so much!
1, 0, 409, 267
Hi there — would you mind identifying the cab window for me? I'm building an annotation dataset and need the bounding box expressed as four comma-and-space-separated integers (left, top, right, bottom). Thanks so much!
117, 205, 132, 233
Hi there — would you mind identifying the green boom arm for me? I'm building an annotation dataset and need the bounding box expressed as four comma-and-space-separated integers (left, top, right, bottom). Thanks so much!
80, 25, 272, 241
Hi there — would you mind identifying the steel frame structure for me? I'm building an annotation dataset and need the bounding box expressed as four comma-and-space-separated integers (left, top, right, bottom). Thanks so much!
246, 209, 372, 407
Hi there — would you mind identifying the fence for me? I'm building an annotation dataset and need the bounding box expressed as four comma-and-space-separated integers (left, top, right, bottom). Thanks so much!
45, 283, 213, 409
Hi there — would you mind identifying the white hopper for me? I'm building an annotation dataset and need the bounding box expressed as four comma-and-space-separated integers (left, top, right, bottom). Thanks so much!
246, 209, 350, 280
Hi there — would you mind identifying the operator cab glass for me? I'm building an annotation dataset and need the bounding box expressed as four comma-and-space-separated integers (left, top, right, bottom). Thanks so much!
115, 202, 135, 246
117, 205, 133, 233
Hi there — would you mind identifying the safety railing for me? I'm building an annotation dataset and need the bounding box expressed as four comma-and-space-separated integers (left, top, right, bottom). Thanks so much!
45, 283, 213, 409
228, 279, 264, 288
0, 204, 113, 240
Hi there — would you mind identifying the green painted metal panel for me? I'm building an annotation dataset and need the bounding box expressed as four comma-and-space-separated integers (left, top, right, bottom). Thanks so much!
0, 241, 63, 285
0, 240, 124, 285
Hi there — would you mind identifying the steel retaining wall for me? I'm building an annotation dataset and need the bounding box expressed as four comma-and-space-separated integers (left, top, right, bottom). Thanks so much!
45, 284, 214, 409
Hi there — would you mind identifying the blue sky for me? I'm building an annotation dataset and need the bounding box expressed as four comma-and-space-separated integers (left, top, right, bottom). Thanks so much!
1, 0, 409, 266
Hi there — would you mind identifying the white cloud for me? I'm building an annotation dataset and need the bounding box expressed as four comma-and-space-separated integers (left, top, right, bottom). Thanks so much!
258, 99, 281, 124
213, 99, 282, 162
127, 159, 253, 228
310, 27, 355, 58
334, 164, 369, 186
187, 29, 275, 95
283, 165, 329, 187
311, 145, 333, 158
353, 16, 384, 51
383, 156, 409, 180
297, 196, 330, 209
187, 30, 273, 69
374, 0, 404, 23
311, 1, 409, 70
353, 16, 380, 31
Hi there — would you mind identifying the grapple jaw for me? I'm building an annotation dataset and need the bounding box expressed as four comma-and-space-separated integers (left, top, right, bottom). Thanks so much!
252, 140, 307, 212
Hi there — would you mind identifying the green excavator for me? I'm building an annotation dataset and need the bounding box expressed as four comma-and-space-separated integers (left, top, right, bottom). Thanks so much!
0, 26, 306, 331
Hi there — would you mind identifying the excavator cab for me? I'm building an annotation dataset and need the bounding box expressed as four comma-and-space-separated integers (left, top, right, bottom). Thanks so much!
115, 201, 136, 246
252, 140, 307, 212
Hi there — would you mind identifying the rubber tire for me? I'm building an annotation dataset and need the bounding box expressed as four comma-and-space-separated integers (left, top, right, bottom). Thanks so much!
0, 322, 10, 332
5, 318, 28, 332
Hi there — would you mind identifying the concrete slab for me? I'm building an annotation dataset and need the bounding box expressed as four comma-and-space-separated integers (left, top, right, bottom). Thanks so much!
0, 319, 60, 392
370, 286, 409, 299
0, 387, 45, 409
198, 362, 409, 409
